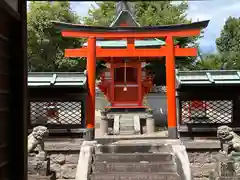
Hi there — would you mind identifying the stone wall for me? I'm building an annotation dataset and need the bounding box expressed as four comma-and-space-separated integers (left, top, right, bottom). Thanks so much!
184, 140, 222, 180
49, 153, 78, 180
29, 138, 222, 180
44, 138, 83, 180
49, 150, 219, 180
188, 151, 221, 179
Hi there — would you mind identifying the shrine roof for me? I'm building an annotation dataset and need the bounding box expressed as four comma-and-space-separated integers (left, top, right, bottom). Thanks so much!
110, 10, 140, 27
28, 72, 86, 88
83, 39, 165, 48
112, 1, 138, 27
53, 20, 209, 33
177, 70, 240, 86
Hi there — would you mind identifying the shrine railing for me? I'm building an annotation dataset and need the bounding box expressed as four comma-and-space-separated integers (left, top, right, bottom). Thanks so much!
28, 72, 87, 132
179, 100, 233, 125
177, 70, 240, 129
30, 100, 84, 129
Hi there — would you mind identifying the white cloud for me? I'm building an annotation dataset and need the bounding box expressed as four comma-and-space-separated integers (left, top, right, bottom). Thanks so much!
187, 0, 240, 51
70, 2, 97, 18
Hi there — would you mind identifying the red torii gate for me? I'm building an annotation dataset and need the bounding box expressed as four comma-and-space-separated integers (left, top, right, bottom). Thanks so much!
53, 20, 209, 139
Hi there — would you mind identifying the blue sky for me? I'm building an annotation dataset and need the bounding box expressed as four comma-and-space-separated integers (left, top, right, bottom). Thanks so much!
69, 0, 240, 53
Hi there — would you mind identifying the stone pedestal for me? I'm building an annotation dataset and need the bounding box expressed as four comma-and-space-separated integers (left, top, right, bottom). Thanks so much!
28, 155, 50, 176
209, 152, 240, 179
146, 111, 155, 134
100, 110, 108, 136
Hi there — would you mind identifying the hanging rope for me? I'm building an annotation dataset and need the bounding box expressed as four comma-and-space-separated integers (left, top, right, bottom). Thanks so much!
123, 60, 127, 91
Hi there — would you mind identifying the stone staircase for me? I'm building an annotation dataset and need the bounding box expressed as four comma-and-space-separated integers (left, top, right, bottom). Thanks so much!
89, 141, 185, 180
113, 114, 141, 135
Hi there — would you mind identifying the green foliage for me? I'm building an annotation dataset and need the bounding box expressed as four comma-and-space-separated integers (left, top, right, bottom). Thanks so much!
197, 16, 240, 70
27, 1, 85, 72
219, 52, 240, 69
134, 1, 200, 72
216, 17, 240, 53
134, 1, 189, 26
215, 17, 240, 69
83, 2, 116, 26
193, 53, 222, 70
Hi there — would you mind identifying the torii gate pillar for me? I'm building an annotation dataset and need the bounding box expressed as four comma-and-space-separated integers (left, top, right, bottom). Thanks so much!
85, 37, 96, 140
166, 36, 178, 138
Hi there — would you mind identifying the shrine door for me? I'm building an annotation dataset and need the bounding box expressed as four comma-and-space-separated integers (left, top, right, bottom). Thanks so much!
112, 62, 141, 107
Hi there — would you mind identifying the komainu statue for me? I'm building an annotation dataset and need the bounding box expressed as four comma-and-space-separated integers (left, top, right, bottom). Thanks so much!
217, 125, 240, 155
28, 126, 50, 176
214, 125, 240, 178
28, 126, 49, 154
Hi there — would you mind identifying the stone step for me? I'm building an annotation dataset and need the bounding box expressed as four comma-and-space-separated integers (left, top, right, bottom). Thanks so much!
120, 116, 133, 119
217, 177, 240, 180
119, 131, 136, 135
120, 123, 133, 126
120, 126, 134, 131
120, 123, 134, 127
120, 118, 133, 120
120, 117, 133, 119
120, 120, 133, 123
95, 144, 173, 154
90, 172, 180, 180
121, 114, 137, 117
92, 162, 177, 173
93, 153, 174, 163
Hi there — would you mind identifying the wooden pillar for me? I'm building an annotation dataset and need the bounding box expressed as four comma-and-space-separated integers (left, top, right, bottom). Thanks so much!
110, 63, 115, 106
165, 36, 178, 139
137, 63, 142, 105
85, 37, 96, 140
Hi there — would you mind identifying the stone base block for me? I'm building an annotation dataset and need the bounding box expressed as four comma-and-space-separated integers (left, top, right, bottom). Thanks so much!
28, 171, 56, 180
100, 118, 108, 136
28, 156, 50, 176
146, 117, 155, 134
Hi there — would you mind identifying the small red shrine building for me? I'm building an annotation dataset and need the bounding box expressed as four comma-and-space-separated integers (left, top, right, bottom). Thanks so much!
53, 1, 209, 139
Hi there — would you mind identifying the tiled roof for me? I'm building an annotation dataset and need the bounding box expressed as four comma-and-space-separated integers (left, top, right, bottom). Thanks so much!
28, 72, 86, 87
177, 70, 240, 86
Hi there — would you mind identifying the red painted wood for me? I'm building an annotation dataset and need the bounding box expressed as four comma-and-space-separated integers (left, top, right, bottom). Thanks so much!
86, 37, 96, 129
97, 59, 153, 109
61, 29, 201, 38
120, 23, 128, 27
65, 47, 197, 58
165, 36, 177, 128
114, 87, 139, 102
105, 106, 148, 109
111, 64, 115, 104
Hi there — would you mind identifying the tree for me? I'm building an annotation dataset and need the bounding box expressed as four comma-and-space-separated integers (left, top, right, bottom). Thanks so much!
83, 2, 116, 26
27, 1, 85, 72
193, 53, 222, 70
215, 16, 240, 69
83, 1, 202, 84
